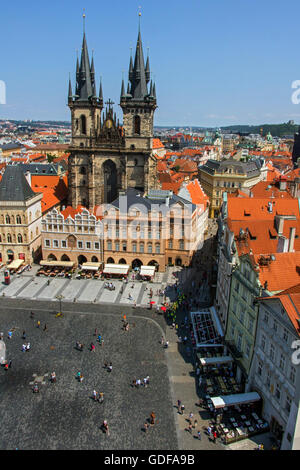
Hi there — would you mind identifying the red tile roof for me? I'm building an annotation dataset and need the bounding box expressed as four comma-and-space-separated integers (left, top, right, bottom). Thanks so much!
61, 205, 103, 220
31, 174, 68, 213
152, 138, 164, 149
227, 197, 300, 221
253, 252, 300, 293
249, 181, 293, 199
185, 179, 209, 207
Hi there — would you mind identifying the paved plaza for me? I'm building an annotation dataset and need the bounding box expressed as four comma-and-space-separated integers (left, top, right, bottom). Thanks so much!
0, 303, 177, 450
0, 266, 190, 308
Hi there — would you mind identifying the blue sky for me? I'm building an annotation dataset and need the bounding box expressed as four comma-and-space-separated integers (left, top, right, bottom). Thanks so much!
1, 0, 300, 126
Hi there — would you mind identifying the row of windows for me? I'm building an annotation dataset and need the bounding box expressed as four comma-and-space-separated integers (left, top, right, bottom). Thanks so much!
106, 241, 162, 254
45, 224, 95, 233
2, 212, 40, 224
45, 239, 100, 250
262, 311, 290, 343
231, 299, 255, 333
260, 333, 291, 375
256, 361, 293, 414
105, 239, 185, 252
0, 233, 24, 243
229, 323, 252, 358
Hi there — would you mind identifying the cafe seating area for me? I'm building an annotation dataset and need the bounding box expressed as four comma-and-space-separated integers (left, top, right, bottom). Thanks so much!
37, 266, 75, 278
205, 370, 242, 396
212, 404, 269, 445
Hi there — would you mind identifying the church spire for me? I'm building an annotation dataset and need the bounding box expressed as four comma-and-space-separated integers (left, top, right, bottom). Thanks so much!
68, 75, 73, 103
127, 24, 149, 100
99, 76, 103, 105
145, 51, 150, 83
75, 26, 94, 102
120, 77, 125, 100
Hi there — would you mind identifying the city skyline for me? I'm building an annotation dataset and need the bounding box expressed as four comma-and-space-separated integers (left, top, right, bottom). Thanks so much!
1, 0, 300, 126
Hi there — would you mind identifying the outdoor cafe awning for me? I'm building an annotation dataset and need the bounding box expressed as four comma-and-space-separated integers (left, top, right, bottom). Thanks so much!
199, 356, 233, 366
40, 260, 74, 268
81, 262, 101, 271
210, 392, 261, 409
7, 259, 24, 270
103, 264, 130, 275
140, 265, 156, 277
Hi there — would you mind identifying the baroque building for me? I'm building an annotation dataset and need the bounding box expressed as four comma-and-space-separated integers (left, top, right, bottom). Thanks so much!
67, 26, 158, 209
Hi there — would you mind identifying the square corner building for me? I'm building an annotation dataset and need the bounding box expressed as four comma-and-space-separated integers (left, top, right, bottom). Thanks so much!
67, 27, 158, 209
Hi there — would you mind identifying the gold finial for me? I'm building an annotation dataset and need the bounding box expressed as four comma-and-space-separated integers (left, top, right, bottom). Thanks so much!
138, 6, 142, 17
83, 9, 86, 33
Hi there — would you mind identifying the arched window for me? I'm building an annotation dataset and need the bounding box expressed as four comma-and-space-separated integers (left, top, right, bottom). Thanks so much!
7, 233, 12, 243
155, 243, 160, 254
147, 243, 152, 254
134, 115, 141, 135
5, 215, 10, 224
80, 166, 86, 175
17, 234, 23, 243
80, 115, 87, 135
16, 215, 21, 224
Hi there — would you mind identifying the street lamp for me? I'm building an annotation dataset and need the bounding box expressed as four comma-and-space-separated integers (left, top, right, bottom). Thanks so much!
56, 294, 64, 315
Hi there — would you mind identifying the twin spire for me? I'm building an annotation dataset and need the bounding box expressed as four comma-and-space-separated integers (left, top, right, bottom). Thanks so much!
68, 19, 156, 106
68, 32, 102, 104
121, 29, 156, 102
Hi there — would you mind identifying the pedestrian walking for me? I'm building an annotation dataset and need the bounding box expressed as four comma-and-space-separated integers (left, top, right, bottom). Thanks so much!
188, 423, 193, 434
51, 371, 56, 383
193, 419, 198, 429
8, 360, 12, 368
37, 321, 40, 328
22, 344, 26, 352
150, 411, 156, 426
213, 430, 217, 443
43, 324, 47, 331
22, 330, 26, 339
102, 420, 110, 435
197, 430, 201, 440
188, 412, 194, 424
90, 343, 95, 352
98, 392, 104, 403
144, 422, 149, 433
93, 390, 97, 401
8, 331, 12, 340
136, 378, 141, 387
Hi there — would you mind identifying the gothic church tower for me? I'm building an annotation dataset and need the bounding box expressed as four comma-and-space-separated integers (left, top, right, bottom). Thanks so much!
67, 21, 158, 209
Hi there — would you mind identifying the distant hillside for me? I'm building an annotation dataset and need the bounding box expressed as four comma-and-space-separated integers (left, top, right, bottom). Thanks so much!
219, 123, 298, 137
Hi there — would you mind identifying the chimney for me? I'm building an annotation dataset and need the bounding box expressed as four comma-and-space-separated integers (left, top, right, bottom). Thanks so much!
288, 227, 296, 253
279, 177, 287, 191
276, 215, 284, 236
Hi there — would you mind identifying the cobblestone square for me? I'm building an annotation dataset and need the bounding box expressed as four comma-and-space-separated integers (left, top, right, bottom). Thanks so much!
0, 304, 177, 450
